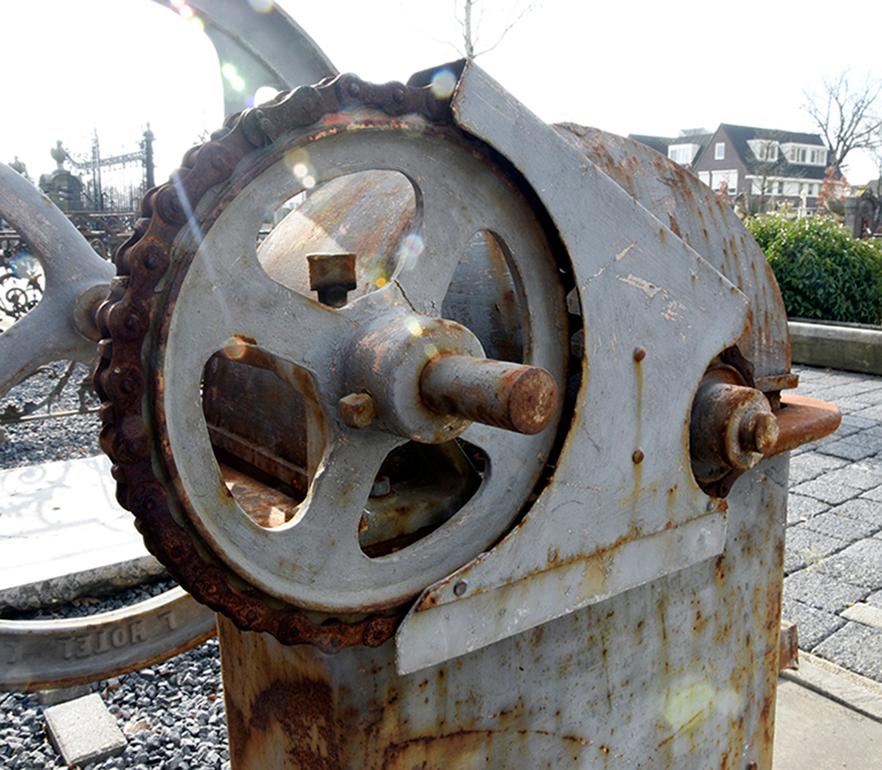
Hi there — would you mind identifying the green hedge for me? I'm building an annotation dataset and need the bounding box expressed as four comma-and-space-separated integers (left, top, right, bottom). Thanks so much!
745, 214, 882, 325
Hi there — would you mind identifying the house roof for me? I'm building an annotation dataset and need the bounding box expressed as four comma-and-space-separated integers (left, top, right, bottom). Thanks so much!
627, 134, 674, 155
717, 124, 828, 180
628, 133, 712, 159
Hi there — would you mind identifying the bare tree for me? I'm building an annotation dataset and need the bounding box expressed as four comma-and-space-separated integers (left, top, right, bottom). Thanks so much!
804, 72, 882, 176
454, 0, 535, 60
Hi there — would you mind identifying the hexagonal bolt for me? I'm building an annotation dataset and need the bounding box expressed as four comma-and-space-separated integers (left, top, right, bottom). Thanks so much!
307, 252, 357, 308
339, 392, 376, 429
419, 355, 558, 435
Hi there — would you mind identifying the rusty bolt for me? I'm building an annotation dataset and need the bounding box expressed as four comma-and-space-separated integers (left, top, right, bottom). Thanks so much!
633, 347, 646, 362
632, 448, 644, 464
739, 411, 779, 455
307, 252, 357, 308
453, 580, 468, 597
339, 392, 375, 429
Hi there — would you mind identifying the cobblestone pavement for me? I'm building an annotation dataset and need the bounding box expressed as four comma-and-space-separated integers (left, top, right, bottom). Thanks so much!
783, 365, 882, 683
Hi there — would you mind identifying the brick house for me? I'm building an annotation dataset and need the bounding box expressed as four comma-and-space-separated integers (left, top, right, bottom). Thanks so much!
630, 124, 831, 212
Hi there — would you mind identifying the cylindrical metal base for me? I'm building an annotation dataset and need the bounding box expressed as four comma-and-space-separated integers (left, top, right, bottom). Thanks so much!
219, 457, 787, 770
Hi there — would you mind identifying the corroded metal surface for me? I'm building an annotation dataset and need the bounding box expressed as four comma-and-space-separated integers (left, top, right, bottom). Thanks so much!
95, 68, 566, 646
219, 456, 788, 769
770, 394, 842, 455
0, 588, 215, 691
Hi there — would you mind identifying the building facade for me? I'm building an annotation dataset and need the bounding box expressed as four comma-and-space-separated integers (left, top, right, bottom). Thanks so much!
630, 124, 831, 212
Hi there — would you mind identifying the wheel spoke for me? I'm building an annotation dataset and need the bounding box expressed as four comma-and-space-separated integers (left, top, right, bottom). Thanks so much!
0, 303, 97, 396
167, 214, 350, 378
393, 175, 475, 315
280, 431, 405, 569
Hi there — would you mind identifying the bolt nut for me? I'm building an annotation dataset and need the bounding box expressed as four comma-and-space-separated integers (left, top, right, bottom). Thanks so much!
339, 392, 375, 429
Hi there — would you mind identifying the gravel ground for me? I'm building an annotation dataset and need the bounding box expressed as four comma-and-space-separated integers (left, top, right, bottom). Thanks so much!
0, 361, 100, 470
1, 363, 228, 768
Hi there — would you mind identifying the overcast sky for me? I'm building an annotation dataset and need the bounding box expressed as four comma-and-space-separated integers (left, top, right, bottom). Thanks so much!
2, 0, 880, 185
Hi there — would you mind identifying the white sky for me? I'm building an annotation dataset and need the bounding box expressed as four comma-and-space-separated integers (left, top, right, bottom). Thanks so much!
2, 0, 881, 185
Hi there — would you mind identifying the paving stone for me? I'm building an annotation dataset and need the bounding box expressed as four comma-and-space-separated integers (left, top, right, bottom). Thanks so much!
841, 603, 882, 630
791, 477, 862, 505
813, 622, 882, 683
789, 453, 848, 485
867, 590, 882, 609
786, 493, 829, 525
830, 497, 882, 526
802, 511, 880, 542
817, 540, 882, 589
780, 597, 846, 649
862, 487, 882, 503
816, 439, 879, 462
840, 431, 882, 452
43, 693, 126, 766
784, 526, 847, 574
783, 569, 867, 613
839, 413, 880, 433
854, 404, 882, 421
819, 463, 882, 491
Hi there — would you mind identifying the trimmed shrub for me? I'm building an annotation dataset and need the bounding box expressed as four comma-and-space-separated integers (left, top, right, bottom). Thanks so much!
745, 214, 882, 325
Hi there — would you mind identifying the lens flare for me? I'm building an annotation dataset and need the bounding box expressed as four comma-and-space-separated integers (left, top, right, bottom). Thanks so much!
423, 343, 439, 359
178, 3, 195, 20
254, 86, 279, 105
405, 317, 423, 337
223, 337, 248, 360
430, 69, 457, 99
396, 233, 424, 269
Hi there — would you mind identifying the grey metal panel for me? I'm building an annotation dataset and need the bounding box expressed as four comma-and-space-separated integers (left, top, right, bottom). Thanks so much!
397, 63, 755, 673
153, 0, 336, 113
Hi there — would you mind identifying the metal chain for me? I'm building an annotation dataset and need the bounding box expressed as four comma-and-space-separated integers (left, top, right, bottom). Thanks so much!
94, 72, 455, 651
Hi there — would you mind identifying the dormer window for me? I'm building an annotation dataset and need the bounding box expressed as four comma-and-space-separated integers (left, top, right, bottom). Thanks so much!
781, 143, 827, 166
668, 143, 699, 165
748, 139, 779, 162
714, 142, 725, 160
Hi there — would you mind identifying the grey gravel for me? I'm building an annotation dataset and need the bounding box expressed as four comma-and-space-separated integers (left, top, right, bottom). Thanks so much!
0, 362, 100, 470
1, 362, 226, 767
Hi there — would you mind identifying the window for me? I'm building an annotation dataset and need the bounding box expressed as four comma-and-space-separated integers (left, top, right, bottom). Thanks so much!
748, 139, 779, 162
711, 169, 738, 195
698, 171, 710, 185
668, 143, 699, 165
714, 142, 725, 160
810, 148, 827, 165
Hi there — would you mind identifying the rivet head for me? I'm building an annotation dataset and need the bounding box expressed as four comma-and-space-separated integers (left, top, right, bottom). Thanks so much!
633, 347, 646, 362
632, 449, 644, 464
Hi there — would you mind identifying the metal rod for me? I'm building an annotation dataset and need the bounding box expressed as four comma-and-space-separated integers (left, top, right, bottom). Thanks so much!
420, 354, 558, 435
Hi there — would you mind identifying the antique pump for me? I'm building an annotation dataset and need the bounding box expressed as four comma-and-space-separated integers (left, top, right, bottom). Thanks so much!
0, 6, 840, 767
87, 59, 838, 767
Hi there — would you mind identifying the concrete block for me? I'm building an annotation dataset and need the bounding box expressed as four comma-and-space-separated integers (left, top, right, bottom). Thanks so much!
802, 511, 879, 543
37, 684, 91, 706
813, 622, 882, 683
818, 540, 882, 588
784, 526, 847, 574
43, 692, 126, 766
791, 477, 862, 505
789, 320, 882, 376
841, 602, 882, 631
781, 597, 845, 649
784, 569, 866, 614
